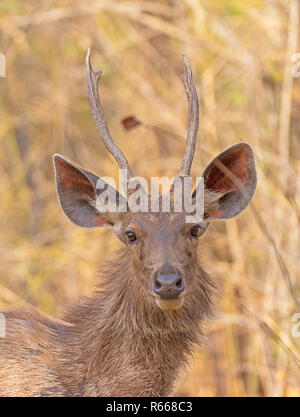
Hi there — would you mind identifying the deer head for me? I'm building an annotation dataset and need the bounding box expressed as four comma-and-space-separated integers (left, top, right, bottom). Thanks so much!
54, 50, 257, 311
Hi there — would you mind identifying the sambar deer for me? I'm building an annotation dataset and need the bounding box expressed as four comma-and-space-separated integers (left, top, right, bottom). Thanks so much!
0, 50, 256, 396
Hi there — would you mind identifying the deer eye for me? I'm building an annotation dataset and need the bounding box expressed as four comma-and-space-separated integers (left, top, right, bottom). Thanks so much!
125, 231, 137, 242
190, 225, 201, 237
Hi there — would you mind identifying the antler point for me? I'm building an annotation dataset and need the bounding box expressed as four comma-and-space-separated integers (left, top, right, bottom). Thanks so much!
86, 48, 91, 64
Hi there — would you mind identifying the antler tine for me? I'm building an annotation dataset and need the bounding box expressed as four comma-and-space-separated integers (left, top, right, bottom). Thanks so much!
86, 49, 133, 179
180, 55, 199, 176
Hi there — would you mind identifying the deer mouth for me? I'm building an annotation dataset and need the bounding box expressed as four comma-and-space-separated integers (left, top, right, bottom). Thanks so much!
155, 297, 184, 311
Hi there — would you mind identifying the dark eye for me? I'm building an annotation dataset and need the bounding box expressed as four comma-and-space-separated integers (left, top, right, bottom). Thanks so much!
190, 225, 201, 237
125, 231, 137, 242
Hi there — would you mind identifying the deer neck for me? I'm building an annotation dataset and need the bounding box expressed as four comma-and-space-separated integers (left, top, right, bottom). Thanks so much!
59, 248, 215, 396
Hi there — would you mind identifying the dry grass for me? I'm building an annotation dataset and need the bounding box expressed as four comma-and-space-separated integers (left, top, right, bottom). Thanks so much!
0, 0, 299, 396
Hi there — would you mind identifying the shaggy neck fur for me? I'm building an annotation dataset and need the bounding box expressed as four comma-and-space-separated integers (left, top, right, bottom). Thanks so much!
57, 248, 215, 396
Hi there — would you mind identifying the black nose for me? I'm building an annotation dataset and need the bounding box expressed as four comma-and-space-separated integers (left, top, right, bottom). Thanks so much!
153, 271, 185, 299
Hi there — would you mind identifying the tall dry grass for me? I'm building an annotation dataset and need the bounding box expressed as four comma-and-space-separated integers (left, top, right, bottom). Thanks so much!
0, 0, 299, 396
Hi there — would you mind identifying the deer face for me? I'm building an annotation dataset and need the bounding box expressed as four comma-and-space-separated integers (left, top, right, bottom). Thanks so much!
53, 50, 257, 311
119, 211, 202, 311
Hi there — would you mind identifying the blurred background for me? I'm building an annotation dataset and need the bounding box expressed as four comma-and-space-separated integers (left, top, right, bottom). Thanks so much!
0, 0, 300, 396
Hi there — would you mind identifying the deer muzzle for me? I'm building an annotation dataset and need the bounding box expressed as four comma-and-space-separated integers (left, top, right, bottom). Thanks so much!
153, 267, 185, 310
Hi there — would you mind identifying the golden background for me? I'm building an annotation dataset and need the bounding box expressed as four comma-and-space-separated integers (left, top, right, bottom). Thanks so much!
0, 0, 300, 396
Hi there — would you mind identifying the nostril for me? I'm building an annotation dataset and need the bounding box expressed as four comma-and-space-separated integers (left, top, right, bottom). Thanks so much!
154, 280, 161, 290
176, 278, 183, 289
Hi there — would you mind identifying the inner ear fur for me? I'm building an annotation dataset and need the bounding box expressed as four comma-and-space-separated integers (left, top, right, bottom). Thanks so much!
201, 142, 257, 220
53, 154, 122, 228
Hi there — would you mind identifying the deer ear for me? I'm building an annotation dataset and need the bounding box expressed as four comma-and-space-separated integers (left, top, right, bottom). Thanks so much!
53, 154, 126, 228
201, 143, 257, 220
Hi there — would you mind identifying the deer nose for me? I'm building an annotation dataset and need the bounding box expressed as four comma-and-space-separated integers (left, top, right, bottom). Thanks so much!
153, 272, 185, 299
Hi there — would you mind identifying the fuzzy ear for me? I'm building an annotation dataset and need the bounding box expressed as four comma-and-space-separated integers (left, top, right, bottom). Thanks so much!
199, 143, 257, 220
53, 154, 126, 228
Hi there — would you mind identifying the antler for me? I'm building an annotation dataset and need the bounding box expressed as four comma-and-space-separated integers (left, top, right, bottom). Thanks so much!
179, 55, 199, 176
86, 49, 134, 179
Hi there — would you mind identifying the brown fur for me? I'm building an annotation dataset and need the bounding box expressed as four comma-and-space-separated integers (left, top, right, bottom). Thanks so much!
0, 246, 215, 396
